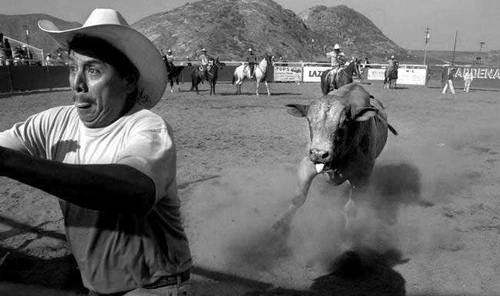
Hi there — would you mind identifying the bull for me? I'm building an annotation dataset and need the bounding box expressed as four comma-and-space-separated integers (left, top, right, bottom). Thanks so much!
274, 83, 398, 233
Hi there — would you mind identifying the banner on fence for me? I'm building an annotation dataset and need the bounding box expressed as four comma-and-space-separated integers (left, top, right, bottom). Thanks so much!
302, 66, 331, 82
367, 66, 427, 85
455, 67, 500, 79
367, 68, 386, 81
273, 65, 302, 82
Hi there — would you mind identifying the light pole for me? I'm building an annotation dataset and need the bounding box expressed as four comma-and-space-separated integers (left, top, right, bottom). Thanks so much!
311, 38, 314, 63
476, 42, 485, 65
479, 41, 485, 53
423, 27, 430, 65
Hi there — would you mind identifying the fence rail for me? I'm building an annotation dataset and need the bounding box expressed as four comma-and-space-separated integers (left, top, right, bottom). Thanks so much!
2, 63, 500, 94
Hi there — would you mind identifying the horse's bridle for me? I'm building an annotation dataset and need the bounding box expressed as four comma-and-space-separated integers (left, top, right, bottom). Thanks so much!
207, 59, 221, 77
255, 56, 274, 74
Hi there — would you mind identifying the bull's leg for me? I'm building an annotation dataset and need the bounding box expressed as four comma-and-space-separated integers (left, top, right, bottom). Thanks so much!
344, 184, 358, 232
273, 157, 318, 233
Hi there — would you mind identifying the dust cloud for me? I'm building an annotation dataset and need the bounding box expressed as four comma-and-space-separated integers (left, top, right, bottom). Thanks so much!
181, 137, 477, 288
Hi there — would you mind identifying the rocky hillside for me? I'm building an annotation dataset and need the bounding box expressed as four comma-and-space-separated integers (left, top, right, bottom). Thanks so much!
299, 5, 407, 61
134, 0, 312, 61
2, 0, 409, 62
134, 0, 408, 62
0, 14, 80, 54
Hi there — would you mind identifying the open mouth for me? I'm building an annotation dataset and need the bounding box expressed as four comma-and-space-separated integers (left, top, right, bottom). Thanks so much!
75, 101, 92, 109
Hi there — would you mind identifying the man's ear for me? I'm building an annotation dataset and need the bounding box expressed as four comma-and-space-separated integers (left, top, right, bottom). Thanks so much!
124, 73, 139, 94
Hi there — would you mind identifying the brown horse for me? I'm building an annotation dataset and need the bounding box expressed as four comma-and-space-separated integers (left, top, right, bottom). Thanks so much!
320, 59, 361, 95
163, 57, 185, 92
190, 57, 222, 95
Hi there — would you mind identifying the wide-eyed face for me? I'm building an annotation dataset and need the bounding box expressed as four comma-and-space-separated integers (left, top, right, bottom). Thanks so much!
68, 51, 136, 128
306, 100, 349, 163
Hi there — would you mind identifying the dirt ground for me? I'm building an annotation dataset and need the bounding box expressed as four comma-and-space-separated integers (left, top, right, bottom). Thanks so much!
0, 80, 499, 296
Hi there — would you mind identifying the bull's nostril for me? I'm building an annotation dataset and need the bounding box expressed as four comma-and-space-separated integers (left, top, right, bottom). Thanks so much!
321, 151, 330, 160
309, 149, 330, 161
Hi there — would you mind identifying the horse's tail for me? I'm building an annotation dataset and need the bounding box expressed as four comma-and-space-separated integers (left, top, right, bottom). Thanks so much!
232, 73, 236, 85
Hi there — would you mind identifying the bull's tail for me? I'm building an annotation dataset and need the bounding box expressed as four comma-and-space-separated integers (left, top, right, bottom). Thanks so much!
369, 95, 398, 136
388, 123, 398, 136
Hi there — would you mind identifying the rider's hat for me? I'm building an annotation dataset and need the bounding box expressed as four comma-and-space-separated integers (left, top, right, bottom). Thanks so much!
38, 8, 166, 109
391, 55, 395, 59
167, 49, 172, 53
333, 44, 341, 50
202, 48, 207, 52
248, 48, 252, 52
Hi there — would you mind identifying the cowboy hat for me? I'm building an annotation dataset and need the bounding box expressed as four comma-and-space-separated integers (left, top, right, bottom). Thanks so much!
202, 48, 207, 52
248, 48, 253, 52
38, 8, 166, 109
333, 44, 340, 49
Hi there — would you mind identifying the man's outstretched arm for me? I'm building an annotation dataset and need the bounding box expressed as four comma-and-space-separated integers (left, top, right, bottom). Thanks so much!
0, 146, 155, 216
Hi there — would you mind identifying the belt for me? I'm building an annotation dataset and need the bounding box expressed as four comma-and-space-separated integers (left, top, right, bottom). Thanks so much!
142, 269, 190, 289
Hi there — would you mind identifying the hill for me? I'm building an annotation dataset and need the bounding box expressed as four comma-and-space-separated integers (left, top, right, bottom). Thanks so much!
0, 14, 80, 55
133, 0, 409, 62
298, 5, 407, 61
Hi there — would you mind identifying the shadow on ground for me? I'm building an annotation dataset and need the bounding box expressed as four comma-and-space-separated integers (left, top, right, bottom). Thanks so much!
242, 248, 407, 296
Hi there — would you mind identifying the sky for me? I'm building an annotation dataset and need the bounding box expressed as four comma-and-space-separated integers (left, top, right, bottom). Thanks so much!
1, 0, 499, 52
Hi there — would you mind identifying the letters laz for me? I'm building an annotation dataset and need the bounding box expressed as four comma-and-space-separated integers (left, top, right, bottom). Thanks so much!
308, 70, 325, 77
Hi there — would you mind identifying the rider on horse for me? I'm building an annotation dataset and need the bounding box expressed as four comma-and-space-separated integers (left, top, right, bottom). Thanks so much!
246, 48, 258, 78
200, 48, 211, 80
325, 44, 347, 88
165, 49, 175, 69
388, 55, 399, 70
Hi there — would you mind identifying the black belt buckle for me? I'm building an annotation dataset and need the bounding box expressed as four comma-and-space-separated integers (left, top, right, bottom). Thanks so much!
143, 269, 190, 290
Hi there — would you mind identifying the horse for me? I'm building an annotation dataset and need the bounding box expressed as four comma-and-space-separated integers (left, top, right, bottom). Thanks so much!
163, 57, 185, 92
232, 54, 274, 96
320, 59, 362, 95
384, 65, 398, 89
190, 57, 222, 95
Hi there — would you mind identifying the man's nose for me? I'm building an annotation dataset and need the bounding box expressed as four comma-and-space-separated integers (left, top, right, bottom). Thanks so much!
71, 72, 88, 93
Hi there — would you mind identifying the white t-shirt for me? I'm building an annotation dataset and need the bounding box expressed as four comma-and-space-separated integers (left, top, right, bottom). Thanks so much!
0, 105, 192, 293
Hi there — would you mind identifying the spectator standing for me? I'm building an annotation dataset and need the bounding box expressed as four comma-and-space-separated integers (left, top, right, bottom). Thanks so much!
4, 38, 12, 64
44, 53, 53, 66
463, 70, 473, 92
55, 52, 66, 65
363, 57, 370, 68
0, 39, 5, 66
0, 8, 192, 295
442, 67, 457, 94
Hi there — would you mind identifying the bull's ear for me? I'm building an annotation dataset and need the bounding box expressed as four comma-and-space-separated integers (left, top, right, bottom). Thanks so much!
353, 107, 378, 121
285, 104, 308, 117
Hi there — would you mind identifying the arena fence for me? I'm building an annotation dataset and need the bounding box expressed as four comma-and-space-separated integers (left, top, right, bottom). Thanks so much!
2, 62, 500, 94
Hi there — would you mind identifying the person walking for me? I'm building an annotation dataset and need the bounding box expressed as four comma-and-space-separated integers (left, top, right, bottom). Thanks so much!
463, 70, 473, 92
442, 67, 457, 94
0, 8, 192, 296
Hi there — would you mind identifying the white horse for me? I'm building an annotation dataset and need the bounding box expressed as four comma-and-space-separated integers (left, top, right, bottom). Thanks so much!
232, 55, 274, 96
